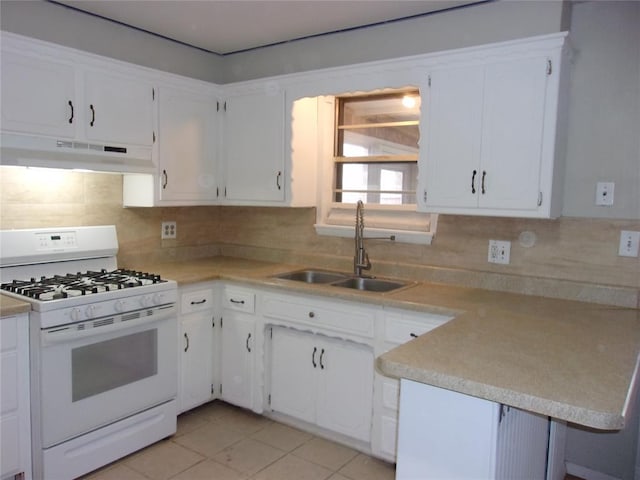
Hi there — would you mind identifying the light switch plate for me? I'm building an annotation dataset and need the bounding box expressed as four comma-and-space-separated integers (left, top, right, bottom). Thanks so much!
595, 182, 615, 206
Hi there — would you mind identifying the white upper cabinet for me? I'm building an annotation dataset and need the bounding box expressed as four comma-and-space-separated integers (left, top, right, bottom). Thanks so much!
0, 33, 155, 173
221, 83, 285, 203
418, 35, 568, 218
123, 81, 220, 207
83, 69, 155, 147
1, 51, 76, 138
157, 86, 218, 202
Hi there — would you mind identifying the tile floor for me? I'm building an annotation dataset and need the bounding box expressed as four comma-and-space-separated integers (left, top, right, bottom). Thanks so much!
82, 400, 396, 480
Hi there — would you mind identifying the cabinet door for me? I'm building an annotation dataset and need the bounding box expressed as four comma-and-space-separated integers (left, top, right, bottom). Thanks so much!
84, 70, 154, 146
223, 89, 285, 202
316, 337, 374, 442
220, 311, 255, 409
0, 314, 31, 480
479, 57, 548, 210
269, 327, 316, 424
180, 311, 214, 413
421, 65, 484, 209
1, 51, 76, 138
158, 87, 217, 202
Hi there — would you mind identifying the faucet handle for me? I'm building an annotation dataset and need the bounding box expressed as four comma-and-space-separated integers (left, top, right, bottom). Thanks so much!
364, 252, 371, 270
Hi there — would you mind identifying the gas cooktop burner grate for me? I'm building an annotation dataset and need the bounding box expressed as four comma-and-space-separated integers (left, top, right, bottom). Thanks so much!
1, 268, 165, 301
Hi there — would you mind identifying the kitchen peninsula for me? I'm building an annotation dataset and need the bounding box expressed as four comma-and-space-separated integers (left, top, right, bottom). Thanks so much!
135, 255, 640, 478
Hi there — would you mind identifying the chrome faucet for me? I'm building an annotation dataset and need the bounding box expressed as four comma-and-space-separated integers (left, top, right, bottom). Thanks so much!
354, 200, 371, 277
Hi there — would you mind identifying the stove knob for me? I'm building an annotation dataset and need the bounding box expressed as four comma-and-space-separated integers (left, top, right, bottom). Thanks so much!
85, 305, 96, 319
114, 300, 127, 313
152, 293, 165, 305
70, 308, 82, 322
140, 296, 153, 308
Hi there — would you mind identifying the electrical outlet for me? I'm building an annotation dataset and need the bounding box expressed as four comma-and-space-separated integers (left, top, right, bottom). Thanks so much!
161, 221, 177, 239
618, 230, 640, 257
595, 182, 615, 206
488, 240, 511, 265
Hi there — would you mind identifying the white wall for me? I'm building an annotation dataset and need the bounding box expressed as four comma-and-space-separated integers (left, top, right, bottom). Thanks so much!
222, 0, 569, 82
562, 1, 640, 220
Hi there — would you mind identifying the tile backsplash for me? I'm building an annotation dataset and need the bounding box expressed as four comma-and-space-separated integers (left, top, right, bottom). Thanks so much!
1, 168, 638, 306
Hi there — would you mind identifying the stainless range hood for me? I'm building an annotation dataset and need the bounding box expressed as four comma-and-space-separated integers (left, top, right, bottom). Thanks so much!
0, 132, 155, 174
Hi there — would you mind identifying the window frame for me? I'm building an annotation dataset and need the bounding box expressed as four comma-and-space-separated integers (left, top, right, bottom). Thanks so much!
313, 89, 436, 245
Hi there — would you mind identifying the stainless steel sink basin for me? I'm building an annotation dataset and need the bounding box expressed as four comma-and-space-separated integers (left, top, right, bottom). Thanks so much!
331, 277, 408, 293
274, 269, 348, 284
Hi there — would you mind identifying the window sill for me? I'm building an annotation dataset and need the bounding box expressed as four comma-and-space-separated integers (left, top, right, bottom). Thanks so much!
314, 224, 433, 245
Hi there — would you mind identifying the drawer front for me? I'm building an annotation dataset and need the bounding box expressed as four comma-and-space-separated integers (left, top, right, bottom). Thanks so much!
181, 288, 214, 314
384, 312, 451, 345
263, 293, 375, 338
382, 377, 400, 411
223, 287, 255, 313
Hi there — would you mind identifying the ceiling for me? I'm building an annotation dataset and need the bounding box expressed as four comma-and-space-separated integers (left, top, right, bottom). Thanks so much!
54, 0, 483, 55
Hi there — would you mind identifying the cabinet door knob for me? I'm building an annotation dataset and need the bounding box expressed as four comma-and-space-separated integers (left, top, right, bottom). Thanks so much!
184, 332, 189, 352
276, 171, 282, 190
89, 104, 95, 127
481, 170, 487, 195
68, 100, 74, 124
162, 170, 168, 189
191, 299, 207, 305
471, 170, 477, 194
308, 311, 315, 318
246, 333, 252, 353
312, 346, 317, 368
410, 333, 418, 338
230, 298, 245, 305
319, 348, 325, 370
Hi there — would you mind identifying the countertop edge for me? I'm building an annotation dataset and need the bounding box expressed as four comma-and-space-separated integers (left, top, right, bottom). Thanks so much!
375, 356, 625, 430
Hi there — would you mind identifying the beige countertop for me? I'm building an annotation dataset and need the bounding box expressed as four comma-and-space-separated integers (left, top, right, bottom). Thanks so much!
0, 294, 31, 317
137, 256, 640, 430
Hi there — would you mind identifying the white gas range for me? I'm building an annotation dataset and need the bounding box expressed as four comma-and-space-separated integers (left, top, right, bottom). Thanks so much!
0, 225, 178, 480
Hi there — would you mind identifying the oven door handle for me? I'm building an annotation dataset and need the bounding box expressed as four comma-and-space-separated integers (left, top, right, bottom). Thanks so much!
41, 305, 176, 346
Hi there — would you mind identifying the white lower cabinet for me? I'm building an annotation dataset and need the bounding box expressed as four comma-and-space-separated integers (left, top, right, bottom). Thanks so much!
1, 313, 32, 480
371, 309, 453, 462
270, 326, 374, 442
178, 285, 216, 413
220, 286, 260, 412
396, 379, 549, 480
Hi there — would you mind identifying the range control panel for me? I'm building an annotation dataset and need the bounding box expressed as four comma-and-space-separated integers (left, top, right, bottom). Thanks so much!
36, 231, 78, 250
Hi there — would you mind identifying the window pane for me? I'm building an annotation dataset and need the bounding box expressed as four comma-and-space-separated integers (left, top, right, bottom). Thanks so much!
335, 162, 417, 205
339, 94, 420, 127
341, 127, 419, 157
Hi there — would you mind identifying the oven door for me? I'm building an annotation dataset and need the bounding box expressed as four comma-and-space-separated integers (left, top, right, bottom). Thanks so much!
37, 304, 178, 448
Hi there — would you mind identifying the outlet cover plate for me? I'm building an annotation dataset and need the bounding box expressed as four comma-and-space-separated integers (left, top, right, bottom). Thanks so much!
618, 230, 640, 257
161, 221, 177, 239
488, 240, 511, 265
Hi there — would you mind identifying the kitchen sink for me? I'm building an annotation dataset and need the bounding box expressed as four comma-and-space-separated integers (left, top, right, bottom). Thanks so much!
273, 269, 348, 284
273, 269, 410, 293
330, 277, 408, 293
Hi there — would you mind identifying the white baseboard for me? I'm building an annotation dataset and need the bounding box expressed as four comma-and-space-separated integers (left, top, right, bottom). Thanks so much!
566, 462, 622, 480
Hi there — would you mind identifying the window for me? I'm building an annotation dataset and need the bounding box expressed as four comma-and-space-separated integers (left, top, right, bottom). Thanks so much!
311, 87, 436, 245
334, 92, 420, 205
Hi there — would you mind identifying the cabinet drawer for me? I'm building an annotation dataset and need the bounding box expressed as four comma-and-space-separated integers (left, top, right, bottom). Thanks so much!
223, 287, 255, 313
263, 293, 375, 338
382, 377, 400, 411
181, 288, 214, 314
384, 312, 451, 345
